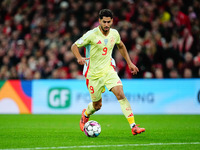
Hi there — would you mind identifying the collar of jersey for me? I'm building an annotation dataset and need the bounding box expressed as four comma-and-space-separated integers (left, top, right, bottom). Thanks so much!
98, 26, 110, 37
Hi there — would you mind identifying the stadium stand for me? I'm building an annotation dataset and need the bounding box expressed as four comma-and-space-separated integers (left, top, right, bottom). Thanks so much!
0, 0, 199, 79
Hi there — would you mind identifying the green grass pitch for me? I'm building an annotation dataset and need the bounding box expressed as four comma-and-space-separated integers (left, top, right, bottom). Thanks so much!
0, 114, 200, 150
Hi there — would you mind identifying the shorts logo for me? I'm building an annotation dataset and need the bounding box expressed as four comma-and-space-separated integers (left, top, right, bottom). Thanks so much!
117, 80, 122, 84
91, 95, 96, 100
97, 40, 102, 44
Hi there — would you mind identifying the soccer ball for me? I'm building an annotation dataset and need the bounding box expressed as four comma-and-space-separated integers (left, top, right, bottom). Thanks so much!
84, 120, 101, 137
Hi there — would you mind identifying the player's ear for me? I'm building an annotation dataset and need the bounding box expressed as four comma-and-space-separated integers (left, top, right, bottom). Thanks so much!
98, 18, 101, 23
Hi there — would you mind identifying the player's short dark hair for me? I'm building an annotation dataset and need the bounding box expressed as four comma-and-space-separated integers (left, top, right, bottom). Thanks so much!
99, 9, 113, 19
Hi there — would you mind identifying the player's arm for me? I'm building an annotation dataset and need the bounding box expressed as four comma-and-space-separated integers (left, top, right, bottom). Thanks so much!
71, 43, 89, 65
116, 41, 139, 75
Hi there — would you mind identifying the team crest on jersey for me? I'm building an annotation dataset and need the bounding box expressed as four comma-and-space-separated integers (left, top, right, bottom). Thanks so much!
110, 37, 115, 46
104, 39, 108, 45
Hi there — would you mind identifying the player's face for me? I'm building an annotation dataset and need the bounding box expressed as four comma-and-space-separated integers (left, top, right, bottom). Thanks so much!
99, 17, 113, 32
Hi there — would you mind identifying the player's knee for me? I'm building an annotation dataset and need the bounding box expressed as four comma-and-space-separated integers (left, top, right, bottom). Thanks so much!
93, 102, 102, 111
115, 90, 125, 100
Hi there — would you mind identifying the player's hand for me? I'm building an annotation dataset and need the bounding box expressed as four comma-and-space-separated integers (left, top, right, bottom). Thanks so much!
128, 63, 139, 75
77, 57, 90, 66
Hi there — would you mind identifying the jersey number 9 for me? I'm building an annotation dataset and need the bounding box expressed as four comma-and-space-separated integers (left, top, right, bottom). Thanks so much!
102, 47, 107, 55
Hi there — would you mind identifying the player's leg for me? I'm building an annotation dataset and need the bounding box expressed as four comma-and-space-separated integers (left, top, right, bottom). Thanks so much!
105, 70, 145, 135
110, 85, 135, 127
80, 98, 102, 131
85, 78, 103, 116
80, 78, 103, 131
85, 98, 102, 117
111, 85, 145, 135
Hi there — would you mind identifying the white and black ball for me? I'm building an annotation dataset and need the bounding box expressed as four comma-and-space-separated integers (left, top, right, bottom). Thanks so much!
84, 120, 101, 137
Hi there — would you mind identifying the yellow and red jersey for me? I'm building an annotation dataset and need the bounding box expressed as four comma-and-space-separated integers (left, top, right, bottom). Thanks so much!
75, 26, 120, 79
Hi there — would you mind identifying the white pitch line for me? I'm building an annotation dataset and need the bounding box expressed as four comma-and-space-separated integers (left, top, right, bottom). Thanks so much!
0, 142, 200, 150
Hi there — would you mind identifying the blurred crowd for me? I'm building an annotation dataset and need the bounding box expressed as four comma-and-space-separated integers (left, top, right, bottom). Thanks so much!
0, 0, 199, 80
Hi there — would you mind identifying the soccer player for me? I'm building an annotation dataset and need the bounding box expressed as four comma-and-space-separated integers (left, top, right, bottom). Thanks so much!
71, 9, 145, 135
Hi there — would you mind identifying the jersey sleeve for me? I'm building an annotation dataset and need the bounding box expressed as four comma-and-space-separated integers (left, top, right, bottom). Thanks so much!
75, 31, 92, 48
115, 30, 121, 44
